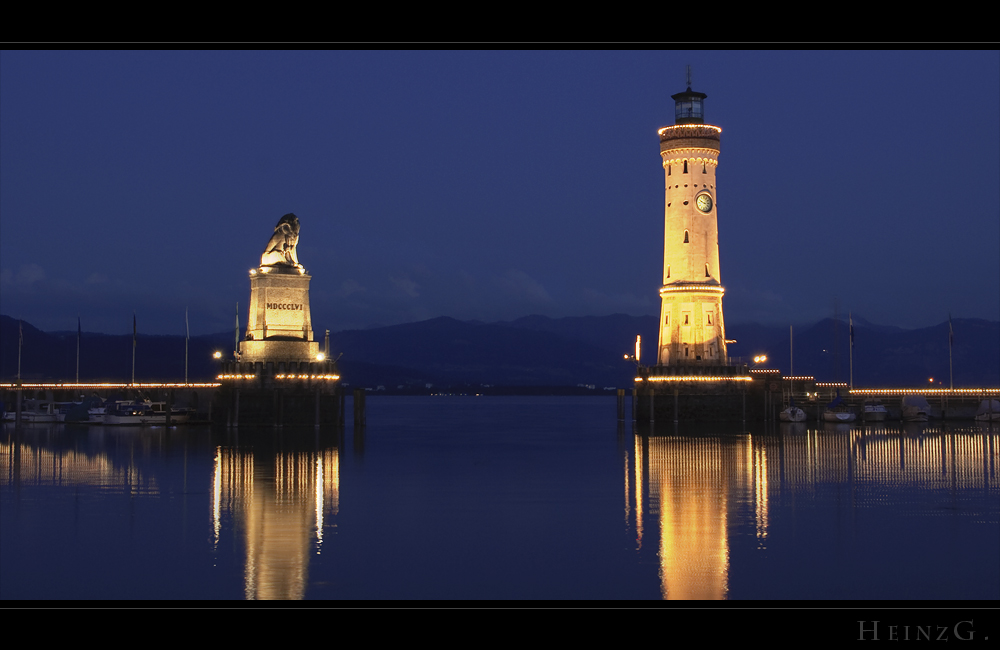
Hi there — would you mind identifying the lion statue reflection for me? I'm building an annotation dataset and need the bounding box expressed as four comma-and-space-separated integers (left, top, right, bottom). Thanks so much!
260, 213, 303, 268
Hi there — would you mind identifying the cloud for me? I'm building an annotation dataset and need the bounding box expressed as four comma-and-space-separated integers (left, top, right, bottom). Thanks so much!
0, 263, 46, 286
336, 279, 365, 298
389, 275, 420, 299
579, 287, 655, 315
496, 269, 551, 304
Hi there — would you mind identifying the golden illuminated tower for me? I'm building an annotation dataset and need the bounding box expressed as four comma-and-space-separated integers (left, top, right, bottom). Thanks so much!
656, 81, 728, 366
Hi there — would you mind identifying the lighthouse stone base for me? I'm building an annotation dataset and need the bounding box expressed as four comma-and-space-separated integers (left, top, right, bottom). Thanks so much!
241, 266, 318, 363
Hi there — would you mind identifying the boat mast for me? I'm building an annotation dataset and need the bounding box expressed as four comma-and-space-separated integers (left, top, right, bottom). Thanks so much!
790, 325, 794, 405
17, 318, 22, 382
234, 302, 239, 361
849, 312, 854, 389
948, 314, 954, 390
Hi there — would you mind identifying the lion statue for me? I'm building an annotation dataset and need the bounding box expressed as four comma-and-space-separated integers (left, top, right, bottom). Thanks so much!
260, 213, 303, 268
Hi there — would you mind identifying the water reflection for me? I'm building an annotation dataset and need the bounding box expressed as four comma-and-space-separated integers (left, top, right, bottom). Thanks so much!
629, 422, 999, 600
211, 440, 340, 600
2, 424, 341, 601
2, 424, 160, 495
3, 410, 996, 600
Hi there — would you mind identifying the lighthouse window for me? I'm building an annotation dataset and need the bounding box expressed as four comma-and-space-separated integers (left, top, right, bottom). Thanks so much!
683, 231, 689, 243
702, 162, 706, 173
666, 265, 670, 278
705, 263, 710, 277
707, 314, 713, 325
667, 165, 671, 176
684, 315, 689, 325
683, 160, 688, 173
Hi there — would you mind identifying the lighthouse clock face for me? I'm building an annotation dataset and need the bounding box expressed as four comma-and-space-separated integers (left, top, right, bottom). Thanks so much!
696, 193, 713, 213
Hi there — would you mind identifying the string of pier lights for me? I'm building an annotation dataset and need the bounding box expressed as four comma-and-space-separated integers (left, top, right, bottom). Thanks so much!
216, 374, 341, 380
636, 375, 753, 383
214, 350, 339, 381
1, 382, 222, 388
619, 341, 996, 395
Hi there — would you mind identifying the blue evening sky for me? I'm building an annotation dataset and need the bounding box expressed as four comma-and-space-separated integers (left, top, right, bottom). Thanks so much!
1, 50, 997, 335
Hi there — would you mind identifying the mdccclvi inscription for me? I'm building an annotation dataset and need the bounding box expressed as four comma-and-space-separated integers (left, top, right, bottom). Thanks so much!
267, 303, 303, 310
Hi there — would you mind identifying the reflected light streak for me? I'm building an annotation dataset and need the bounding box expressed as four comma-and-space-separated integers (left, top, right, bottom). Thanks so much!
0, 439, 159, 494
209, 446, 339, 599
633, 435, 645, 550
212, 446, 222, 548
623, 444, 631, 526
651, 437, 730, 600
315, 455, 324, 549
751, 437, 769, 545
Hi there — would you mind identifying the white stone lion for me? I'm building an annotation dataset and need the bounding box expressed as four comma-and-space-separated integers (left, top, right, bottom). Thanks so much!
260, 213, 302, 267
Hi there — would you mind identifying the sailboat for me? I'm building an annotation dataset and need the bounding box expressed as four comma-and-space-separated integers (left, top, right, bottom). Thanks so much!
780, 325, 807, 422
901, 395, 930, 422
780, 396, 806, 422
975, 399, 1000, 422
823, 389, 856, 422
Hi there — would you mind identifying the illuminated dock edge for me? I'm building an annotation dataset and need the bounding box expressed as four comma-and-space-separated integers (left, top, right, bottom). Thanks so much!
211, 359, 345, 428
636, 375, 752, 382
1, 383, 221, 389
630, 363, 999, 424
1, 360, 349, 429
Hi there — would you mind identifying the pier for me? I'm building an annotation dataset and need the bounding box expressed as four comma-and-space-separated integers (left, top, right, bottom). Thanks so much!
629, 366, 1000, 424
1, 361, 347, 429
1, 382, 220, 423
213, 359, 344, 428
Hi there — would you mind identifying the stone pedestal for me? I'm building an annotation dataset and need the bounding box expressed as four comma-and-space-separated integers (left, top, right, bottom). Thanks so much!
241, 266, 317, 363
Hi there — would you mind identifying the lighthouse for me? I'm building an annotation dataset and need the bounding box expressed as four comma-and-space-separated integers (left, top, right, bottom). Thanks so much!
655, 78, 728, 366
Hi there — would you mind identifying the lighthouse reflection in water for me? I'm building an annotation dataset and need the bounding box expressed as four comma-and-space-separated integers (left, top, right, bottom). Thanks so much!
1, 397, 998, 600
630, 422, 998, 600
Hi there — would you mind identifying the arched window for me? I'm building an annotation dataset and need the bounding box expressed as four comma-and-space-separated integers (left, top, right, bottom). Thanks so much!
683, 160, 688, 174
683, 231, 689, 243
705, 263, 710, 277
667, 165, 671, 176
666, 265, 670, 278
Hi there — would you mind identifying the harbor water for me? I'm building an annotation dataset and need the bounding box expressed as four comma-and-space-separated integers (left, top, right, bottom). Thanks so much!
2, 396, 998, 601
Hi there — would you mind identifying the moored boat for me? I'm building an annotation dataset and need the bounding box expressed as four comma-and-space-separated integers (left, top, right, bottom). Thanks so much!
824, 408, 856, 422
975, 399, 1000, 422
863, 399, 888, 422
823, 390, 856, 422
901, 395, 930, 422
2, 399, 60, 423
780, 397, 806, 422
103, 400, 168, 425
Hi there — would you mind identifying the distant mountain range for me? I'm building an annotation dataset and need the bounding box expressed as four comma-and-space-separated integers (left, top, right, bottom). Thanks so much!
1, 314, 997, 389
